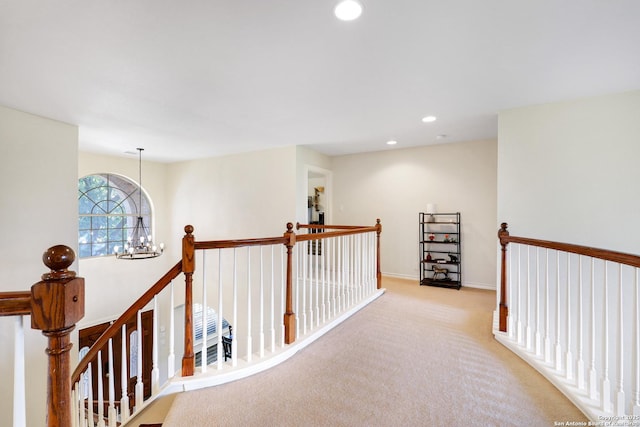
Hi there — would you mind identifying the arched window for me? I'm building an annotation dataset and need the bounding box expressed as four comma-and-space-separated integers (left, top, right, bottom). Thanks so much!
78, 174, 153, 258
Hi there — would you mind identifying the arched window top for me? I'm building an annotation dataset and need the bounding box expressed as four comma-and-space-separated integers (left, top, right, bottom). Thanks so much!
78, 173, 153, 258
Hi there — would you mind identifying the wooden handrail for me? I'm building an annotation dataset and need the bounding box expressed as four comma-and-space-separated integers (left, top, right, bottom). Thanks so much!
297, 223, 363, 230
295, 225, 379, 242
498, 224, 640, 268
497, 222, 640, 332
71, 260, 182, 384
0, 291, 32, 316
194, 236, 288, 250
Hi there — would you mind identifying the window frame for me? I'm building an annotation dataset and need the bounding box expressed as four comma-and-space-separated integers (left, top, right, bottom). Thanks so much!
78, 173, 154, 259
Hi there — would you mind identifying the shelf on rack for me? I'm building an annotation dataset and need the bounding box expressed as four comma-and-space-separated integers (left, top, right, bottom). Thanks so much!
420, 278, 461, 290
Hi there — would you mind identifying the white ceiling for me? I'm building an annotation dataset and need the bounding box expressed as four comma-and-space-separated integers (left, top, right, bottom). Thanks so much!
2, 1, 639, 163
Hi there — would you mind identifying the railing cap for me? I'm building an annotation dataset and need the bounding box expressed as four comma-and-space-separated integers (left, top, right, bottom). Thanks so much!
41, 245, 76, 280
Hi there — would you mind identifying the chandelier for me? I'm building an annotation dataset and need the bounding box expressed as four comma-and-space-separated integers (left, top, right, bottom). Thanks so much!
114, 148, 164, 259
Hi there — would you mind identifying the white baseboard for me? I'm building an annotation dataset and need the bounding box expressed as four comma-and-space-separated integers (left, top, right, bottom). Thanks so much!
462, 281, 496, 291
381, 272, 496, 291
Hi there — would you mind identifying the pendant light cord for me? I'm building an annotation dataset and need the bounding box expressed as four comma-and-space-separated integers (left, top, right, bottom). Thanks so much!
138, 147, 143, 217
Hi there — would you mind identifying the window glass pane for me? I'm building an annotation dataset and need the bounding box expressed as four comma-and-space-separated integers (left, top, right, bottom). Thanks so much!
92, 242, 106, 257
78, 243, 92, 258
79, 195, 94, 214
92, 216, 107, 231
78, 216, 91, 231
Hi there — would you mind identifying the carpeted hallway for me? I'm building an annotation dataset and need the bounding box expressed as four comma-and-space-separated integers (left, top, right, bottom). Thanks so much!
162, 277, 587, 426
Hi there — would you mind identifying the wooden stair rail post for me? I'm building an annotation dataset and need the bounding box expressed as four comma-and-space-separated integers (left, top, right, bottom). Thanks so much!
283, 222, 296, 344
498, 223, 510, 332
182, 225, 195, 376
376, 219, 382, 290
30, 245, 85, 427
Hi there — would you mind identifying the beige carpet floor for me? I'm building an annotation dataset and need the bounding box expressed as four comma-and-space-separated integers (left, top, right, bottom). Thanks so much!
162, 277, 587, 427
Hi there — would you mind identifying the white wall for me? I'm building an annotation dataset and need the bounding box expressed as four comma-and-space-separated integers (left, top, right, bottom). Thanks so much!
0, 105, 78, 427
331, 140, 498, 289
167, 146, 298, 244
77, 152, 173, 326
498, 90, 640, 252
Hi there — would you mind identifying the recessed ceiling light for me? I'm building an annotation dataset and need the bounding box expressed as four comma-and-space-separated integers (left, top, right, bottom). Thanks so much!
436, 134, 447, 140
386, 140, 398, 145
334, 0, 363, 21
422, 115, 437, 123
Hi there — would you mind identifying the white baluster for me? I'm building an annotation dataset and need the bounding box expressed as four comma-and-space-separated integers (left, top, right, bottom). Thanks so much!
13, 316, 26, 427
602, 262, 611, 412
120, 325, 130, 422
566, 254, 573, 380
302, 241, 307, 334
168, 281, 175, 379
136, 310, 144, 410
526, 246, 532, 350
233, 248, 239, 364
355, 234, 360, 302
315, 237, 320, 327
347, 235, 353, 307
259, 246, 265, 358
633, 268, 640, 415
517, 245, 523, 345
615, 264, 625, 416
97, 350, 105, 427
202, 251, 208, 373
71, 384, 79, 427
151, 296, 159, 393
535, 248, 542, 356
328, 236, 334, 318
321, 235, 326, 323
555, 251, 562, 371
246, 248, 253, 361
219, 249, 226, 367
507, 243, 515, 339
577, 256, 585, 390
87, 363, 94, 427
270, 245, 276, 352
108, 338, 117, 426
544, 249, 552, 363
337, 235, 342, 313
589, 258, 598, 400
294, 244, 301, 337
78, 378, 86, 427
280, 245, 285, 348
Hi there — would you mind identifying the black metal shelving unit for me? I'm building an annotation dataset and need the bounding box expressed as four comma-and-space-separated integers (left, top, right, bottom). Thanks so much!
419, 212, 462, 290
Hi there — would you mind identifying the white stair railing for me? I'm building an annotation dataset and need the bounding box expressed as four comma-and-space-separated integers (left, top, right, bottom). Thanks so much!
495, 223, 640, 420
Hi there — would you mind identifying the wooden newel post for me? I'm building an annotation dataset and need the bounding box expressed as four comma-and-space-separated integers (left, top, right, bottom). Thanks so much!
375, 219, 382, 290
30, 245, 85, 427
283, 222, 296, 344
498, 223, 509, 332
182, 225, 195, 376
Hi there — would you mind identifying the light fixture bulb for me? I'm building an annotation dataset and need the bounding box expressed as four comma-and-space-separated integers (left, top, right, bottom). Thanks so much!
422, 115, 437, 123
386, 140, 397, 145
334, 0, 363, 21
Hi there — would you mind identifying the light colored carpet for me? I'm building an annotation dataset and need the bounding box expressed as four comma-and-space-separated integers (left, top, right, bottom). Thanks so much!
162, 277, 586, 426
